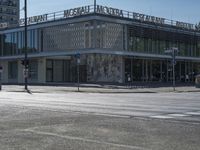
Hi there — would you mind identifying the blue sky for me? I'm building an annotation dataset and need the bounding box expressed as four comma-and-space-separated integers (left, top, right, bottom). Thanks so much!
20, 0, 200, 24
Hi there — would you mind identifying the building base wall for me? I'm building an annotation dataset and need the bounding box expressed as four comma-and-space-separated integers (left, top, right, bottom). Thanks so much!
1, 55, 200, 85
87, 54, 124, 83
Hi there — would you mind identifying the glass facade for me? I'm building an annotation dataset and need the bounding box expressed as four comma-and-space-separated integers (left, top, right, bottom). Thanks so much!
1, 29, 38, 56
29, 60, 38, 80
128, 26, 200, 57
125, 58, 200, 83
46, 59, 87, 83
8, 61, 18, 80
0, 16, 200, 84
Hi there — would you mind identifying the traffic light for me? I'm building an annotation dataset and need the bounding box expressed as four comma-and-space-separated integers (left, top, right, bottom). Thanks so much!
21, 60, 29, 66
21, 60, 25, 66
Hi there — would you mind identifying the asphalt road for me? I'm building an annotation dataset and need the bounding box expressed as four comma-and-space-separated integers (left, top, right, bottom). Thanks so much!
0, 91, 200, 150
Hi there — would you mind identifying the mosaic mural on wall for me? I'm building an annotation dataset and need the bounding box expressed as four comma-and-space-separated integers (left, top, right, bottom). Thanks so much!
87, 54, 123, 83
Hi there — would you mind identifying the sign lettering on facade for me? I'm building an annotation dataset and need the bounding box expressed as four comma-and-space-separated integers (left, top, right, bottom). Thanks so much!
0, 22, 8, 29
176, 21, 194, 30
132, 12, 165, 24
96, 5, 123, 17
195, 23, 200, 31
17, 4, 198, 31
64, 6, 90, 18
20, 14, 48, 26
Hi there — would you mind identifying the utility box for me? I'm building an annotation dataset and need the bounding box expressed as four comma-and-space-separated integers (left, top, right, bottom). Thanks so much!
195, 75, 200, 88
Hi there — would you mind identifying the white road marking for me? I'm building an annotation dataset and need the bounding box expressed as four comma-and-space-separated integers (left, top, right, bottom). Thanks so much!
168, 114, 190, 117
23, 129, 150, 150
150, 115, 174, 119
185, 112, 200, 115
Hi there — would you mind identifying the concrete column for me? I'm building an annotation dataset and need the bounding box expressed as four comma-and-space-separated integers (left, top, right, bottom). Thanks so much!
120, 57, 125, 83
0, 61, 8, 83
167, 60, 169, 82
38, 58, 46, 84
179, 62, 181, 81
185, 61, 187, 82
160, 60, 163, 81
150, 60, 152, 81
124, 25, 128, 51
145, 60, 148, 82
142, 59, 145, 82
131, 58, 133, 83
93, 20, 97, 48
18, 60, 24, 83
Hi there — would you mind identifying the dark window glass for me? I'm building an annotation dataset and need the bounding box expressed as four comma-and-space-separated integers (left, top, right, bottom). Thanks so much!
8, 61, 18, 79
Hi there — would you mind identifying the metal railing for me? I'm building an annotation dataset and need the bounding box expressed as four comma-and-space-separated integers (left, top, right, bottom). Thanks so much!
18, 4, 199, 32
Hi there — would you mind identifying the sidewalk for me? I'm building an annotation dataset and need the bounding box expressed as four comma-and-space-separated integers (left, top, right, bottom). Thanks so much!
1, 84, 200, 93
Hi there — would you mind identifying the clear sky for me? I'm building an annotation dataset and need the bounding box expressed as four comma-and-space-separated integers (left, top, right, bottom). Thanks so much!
20, 0, 200, 24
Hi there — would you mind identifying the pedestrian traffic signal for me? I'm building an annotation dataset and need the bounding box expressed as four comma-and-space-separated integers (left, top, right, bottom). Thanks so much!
21, 60, 25, 65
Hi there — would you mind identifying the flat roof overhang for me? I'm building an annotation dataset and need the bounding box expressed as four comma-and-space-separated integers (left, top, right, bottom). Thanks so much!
1, 49, 200, 62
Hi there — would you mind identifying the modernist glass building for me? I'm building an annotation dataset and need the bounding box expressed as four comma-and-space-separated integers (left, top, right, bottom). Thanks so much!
0, 0, 19, 27
0, 5, 200, 84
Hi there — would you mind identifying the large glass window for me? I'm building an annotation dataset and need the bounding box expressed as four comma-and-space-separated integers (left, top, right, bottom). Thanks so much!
46, 59, 71, 82
2, 29, 38, 56
46, 60, 53, 82
197, 41, 200, 57
128, 26, 199, 57
8, 61, 18, 79
0, 35, 2, 56
29, 60, 38, 80
3, 33, 18, 56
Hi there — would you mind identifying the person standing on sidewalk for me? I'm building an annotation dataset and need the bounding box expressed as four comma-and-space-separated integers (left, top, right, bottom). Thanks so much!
127, 74, 132, 89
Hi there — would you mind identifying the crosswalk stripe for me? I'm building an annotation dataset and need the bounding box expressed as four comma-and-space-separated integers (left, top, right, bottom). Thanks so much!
150, 115, 174, 119
168, 114, 190, 117
185, 112, 200, 115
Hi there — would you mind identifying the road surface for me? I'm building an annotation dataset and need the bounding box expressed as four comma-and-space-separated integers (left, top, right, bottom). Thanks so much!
0, 91, 200, 150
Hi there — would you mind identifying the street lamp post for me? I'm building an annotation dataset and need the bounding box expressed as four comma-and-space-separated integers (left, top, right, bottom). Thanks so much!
24, 0, 28, 91
94, 0, 97, 12
165, 47, 179, 91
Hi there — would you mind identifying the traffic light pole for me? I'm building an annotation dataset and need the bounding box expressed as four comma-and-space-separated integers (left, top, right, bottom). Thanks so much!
24, 0, 28, 91
165, 48, 178, 92
172, 50, 175, 91
77, 59, 80, 92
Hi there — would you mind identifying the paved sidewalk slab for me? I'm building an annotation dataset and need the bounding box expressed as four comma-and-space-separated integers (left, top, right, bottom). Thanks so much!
1, 84, 200, 94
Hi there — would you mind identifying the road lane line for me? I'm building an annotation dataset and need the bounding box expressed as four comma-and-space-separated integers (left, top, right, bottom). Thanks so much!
23, 129, 151, 150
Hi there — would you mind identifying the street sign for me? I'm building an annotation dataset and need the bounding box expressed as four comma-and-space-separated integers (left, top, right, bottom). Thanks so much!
76, 53, 81, 64
0, 22, 8, 29
164, 50, 173, 53
165, 48, 179, 54
23, 68, 29, 78
76, 53, 80, 58
77, 58, 80, 64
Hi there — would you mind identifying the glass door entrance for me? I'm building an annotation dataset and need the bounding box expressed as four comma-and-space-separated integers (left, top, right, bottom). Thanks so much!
46, 59, 87, 83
